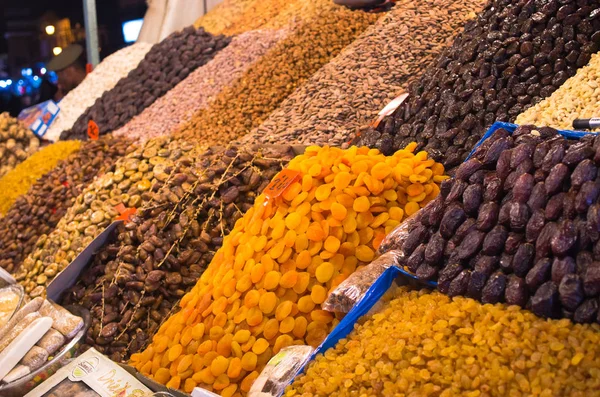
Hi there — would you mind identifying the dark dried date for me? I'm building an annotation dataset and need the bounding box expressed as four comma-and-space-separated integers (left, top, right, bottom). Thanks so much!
513, 243, 535, 277
439, 206, 466, 239
526, 257, 552, 290
476, 202, 499, 231
462, 184, 483, 216
531, 281, 560, 319
482, 225, 508, 255
505, 275, 528, 307
481, 272, 506, 304
558, 274, 583, 311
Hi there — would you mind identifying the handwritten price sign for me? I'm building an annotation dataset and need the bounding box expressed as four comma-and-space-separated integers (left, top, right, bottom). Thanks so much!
264, 169, 302, 201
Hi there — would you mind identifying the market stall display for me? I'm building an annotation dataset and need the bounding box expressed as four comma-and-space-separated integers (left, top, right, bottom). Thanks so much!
130, 145, 448, 395
0, 141, 81, 215
357, 0, 600, 169
61, 145, 295, 362
386, 124, 600, 323
0, 136, 132, 273
0, 113, 40, 178
15, 137, 197, 298
44, 43, 153, 142
113, 29, 288, 142
516, 52, 600, 129
174, 0, 381, 145
245, 0, 486, 147
59, 27, 231, 141
287, 286, 600, 396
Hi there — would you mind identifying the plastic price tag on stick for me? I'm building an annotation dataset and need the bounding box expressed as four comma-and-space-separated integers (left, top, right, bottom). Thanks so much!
369, 93, 408, 128
87, 120, 99, 140
263, 169, 302, 206
114, 203, 137, 222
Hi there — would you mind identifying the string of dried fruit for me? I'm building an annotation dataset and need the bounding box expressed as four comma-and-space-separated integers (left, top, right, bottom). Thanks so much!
516, 52, 600, 129
0, 141, 81, 215
287, 287, 600, 396
174, 0, 381, 145
0, 112, 40, 177
113, 29, 288, 142
60, 27, 231, 141
389, 125, 600, 323
357, 0, 600, 169
0, 136, 133, 273
61, 145, 294, 363
130, 145, 448, 396
16, 137, 198, 298
245, 0, 485, 147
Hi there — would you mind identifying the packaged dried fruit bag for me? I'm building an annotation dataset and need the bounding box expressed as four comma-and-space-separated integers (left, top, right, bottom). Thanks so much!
130, 145, 448, 396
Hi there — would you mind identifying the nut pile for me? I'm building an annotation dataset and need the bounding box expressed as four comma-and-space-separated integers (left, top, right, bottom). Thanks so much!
391, 125, 600, 323
194, 0, 258, 34
246, 0, 485, 147
113, 29, 288, 142
44, 43, 153, 142
61, 145, 294, 362
16, 137, 197, 298
174, 0, 381, 145
60, 27, 231, 141
287, 287, 600, 396
0, 112, 40, 177
358, 0, 600, 169
130, 145, 448, 395
0, 136, 132, 273
0, 141, 81, 215
517, 52, 600, 129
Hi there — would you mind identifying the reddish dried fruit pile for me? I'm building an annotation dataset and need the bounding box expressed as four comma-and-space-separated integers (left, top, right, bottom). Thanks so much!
388, 125, 600, 323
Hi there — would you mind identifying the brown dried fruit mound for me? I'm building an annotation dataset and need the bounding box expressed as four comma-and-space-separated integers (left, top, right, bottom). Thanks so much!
16, 137, 198, 298
61, 145, 294, 363
286, 287, 600, 397
385, 125, 600, 324
0, 136, 132, 273
174, 0, 381, 145
0, 112, 40, 178
60, 27, 231, 141
245, 0, 486, 147
358, 0, 600, 169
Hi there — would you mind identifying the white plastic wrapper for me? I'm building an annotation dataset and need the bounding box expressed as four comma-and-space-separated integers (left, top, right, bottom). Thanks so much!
321, 250, 403, 314
249, 345, 314, 397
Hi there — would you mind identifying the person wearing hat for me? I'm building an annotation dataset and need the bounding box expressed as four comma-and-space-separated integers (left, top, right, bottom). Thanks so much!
47, 43, 87, 99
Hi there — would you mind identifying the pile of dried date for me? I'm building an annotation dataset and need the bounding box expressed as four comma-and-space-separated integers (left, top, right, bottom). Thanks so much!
358, 0, 600, 169
0, 136, 132, 273
390, 125, 600, 323
60, 144, 294, 362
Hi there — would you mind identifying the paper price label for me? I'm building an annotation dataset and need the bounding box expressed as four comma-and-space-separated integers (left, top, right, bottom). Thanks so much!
88, 120, 99, 140
264, 169, 302, 201
114, 203, 136, 222
370, 93, 409, 128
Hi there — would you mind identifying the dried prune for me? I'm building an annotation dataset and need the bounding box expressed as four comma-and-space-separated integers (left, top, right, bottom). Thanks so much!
526, 257, 552, 290
455, 230, 485, 261
536, 222, 558, 258
484, 137, 513, 166
513, 243, 535, 277
437, 263, 463, 294
406, 244, 426, 273
440, 206, 466, 239
551, 256, 575, 284
456, 158, 483, 181
462, 184, 483, 216
550, 219, 577, 256
525, 209, 545, 242
482, 225, 508, 255
571, 159, 597, 187
424, 232, 445, 265
481, 272, 506, 304
483, 174, 503, 202
451, 218, 476, 245
446, 179, 469, 203
573, 298, 598, 323
447, 270, 471, 297
513, 173, 535, 203
505, 275, 528, 307
402, 225, 429, 256
544, 163, 569, 195
545, 192, 565, 220
531, 281, 560, 319
582, 263, 600, 297
527, 182, 548, 211
575, 179, 600, 213
416, 262, 438, 280
467, 270, 488, 300
558, 274, 583, 311
477, 202, 500, 231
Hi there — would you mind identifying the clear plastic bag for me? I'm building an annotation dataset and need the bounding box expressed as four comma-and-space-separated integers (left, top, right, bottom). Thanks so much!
248, 345, 314, 397
322, 250, 403, 313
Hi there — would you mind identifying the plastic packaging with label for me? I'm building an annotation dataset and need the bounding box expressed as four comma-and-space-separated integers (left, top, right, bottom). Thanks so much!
249, 345, 315, 397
